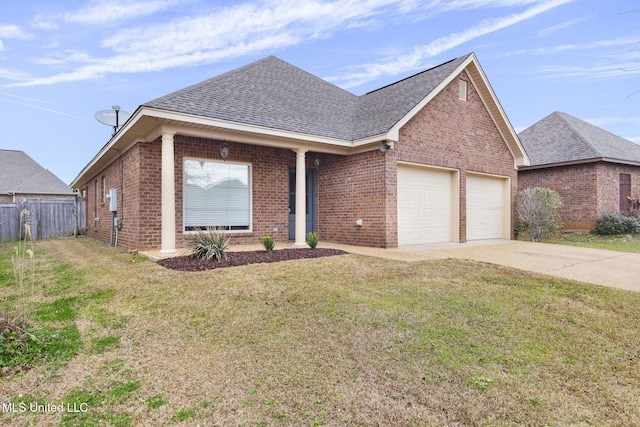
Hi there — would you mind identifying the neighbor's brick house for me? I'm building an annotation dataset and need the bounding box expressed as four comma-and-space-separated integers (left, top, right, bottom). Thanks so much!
518, 112, 640, 230
0, 150, 74, 203
71, 53, 528, 252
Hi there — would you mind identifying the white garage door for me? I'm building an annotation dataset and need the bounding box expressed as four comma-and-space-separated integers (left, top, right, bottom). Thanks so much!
397, 166, 453, 245
466, 174, 506, 240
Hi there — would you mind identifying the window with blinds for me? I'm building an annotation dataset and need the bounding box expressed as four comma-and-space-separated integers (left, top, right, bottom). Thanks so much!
183, 159, 251, 231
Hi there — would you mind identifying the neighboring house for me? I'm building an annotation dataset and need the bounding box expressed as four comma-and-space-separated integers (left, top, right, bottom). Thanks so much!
0, 149, 74, 202
71, 53, 529, 252
518, 111, 640, 230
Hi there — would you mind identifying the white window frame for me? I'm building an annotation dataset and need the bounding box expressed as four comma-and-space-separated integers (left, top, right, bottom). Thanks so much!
182, 157, 253, 234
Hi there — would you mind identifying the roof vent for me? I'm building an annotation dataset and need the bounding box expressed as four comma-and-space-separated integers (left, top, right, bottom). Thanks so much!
458, 79, 468, 101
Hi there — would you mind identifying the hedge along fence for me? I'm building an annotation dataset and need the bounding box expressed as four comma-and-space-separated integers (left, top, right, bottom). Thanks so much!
0, 198, 86, 242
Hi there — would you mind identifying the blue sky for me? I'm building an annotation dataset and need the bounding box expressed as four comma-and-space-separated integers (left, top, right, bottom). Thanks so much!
1, 0, 638, 185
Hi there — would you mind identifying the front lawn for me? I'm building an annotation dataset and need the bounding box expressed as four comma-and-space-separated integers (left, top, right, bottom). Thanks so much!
1, 237, 639, 426
546, 231, 640, 253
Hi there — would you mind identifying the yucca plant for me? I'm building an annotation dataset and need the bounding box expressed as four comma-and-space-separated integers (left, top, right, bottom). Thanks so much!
186, 227, 229, 261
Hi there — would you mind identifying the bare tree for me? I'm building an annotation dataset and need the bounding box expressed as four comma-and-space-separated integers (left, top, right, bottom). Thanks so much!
516, 187, 563, 242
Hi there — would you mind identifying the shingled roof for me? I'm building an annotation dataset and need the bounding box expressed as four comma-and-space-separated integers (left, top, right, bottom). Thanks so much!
519, 111, 640, 167
144, 54, 472, 141
0, 150, 73, 195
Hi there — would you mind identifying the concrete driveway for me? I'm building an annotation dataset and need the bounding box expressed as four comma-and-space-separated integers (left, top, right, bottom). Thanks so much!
336, 240, 640, 292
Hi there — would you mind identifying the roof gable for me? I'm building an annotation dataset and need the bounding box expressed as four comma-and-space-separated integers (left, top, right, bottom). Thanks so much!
519, 112, 640, 167
0, 150, 73, 195
354, 56, 470, 140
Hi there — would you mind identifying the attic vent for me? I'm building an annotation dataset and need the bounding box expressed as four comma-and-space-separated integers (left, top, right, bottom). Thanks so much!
458, 79, 468, 101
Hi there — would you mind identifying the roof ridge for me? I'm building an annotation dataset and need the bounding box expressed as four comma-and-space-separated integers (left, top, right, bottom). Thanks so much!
363, 55, 464, 96
553, 111, 601, 158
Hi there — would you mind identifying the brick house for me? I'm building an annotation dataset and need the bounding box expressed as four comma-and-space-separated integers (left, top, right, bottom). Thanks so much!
518, 111, 640, 230
0, 149, 74, 202
71, 53, 528, 253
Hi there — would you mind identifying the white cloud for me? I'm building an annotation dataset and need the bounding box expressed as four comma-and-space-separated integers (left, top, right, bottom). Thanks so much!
8, 0, 407, 87
34, 0, 182, 29
5, 0, 574, 88
537, 16, 588, 37
0, 24, 31, 39
329, 0, 574, 88
505, 35, 640, 56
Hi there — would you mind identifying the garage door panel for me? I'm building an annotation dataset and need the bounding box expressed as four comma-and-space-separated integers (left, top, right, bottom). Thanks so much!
398, 166, 453, 245
467, 174, 506, 240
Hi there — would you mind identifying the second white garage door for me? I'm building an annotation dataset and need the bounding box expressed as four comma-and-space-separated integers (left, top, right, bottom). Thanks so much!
466, 174, 507, 240
397, 165, 456, 245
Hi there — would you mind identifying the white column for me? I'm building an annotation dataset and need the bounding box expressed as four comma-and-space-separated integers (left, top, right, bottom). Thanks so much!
294, 148, 307, 246
160, 131, 177, 254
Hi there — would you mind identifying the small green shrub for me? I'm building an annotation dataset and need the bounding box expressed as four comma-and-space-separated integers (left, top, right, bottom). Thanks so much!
186, 227, 229, 261
306, 232, 319, 249
594, 213, 640, 235
260, 236, 275, 252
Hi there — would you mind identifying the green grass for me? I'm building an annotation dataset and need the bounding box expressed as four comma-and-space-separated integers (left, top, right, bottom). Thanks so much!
0, 237, 639, 426
546, 231, 640, 253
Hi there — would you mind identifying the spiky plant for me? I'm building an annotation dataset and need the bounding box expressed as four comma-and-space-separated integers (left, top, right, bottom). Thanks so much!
186, 227, 230, 261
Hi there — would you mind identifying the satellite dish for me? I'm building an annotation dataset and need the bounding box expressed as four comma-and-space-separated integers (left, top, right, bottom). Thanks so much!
95, 106, 131, 135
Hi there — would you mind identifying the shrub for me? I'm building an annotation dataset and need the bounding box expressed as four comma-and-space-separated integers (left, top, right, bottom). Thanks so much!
306, 232, 319, 249
260, 236, 275, 252
516, 187, 562, 242
594, 213, 640, 235
186, 227, 229, 261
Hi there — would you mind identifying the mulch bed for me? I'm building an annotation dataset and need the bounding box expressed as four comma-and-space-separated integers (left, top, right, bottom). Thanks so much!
157, 248, 349, 271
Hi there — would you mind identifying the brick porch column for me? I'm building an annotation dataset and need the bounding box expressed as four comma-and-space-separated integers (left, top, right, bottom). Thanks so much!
294, 148, 307, 246
160, 131, 177, 254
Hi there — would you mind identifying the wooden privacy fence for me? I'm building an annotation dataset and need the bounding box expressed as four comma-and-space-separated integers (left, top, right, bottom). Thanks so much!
0, 198, 86, 242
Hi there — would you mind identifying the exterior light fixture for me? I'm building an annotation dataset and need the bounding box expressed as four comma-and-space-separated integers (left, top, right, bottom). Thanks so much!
314, 154, 320, 168
220, 143, 230, 161
380, 141, 392, 152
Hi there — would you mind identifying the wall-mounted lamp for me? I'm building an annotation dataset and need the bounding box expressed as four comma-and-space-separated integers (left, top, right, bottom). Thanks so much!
314, 154, 321, 168
380, 141, 393, 152
220, 143, 230, 161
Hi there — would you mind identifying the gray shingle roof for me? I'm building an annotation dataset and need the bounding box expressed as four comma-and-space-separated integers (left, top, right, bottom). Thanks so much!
0, 150, 73, 195
144, 54, 472, 141
518, 111, 640, 166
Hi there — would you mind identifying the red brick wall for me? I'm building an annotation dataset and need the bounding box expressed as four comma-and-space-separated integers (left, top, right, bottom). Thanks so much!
317, 150, 395, 247
173, 137, 295, 248
518, 162, 640, 229
85, 144, 146, 248
596, 163, 640, 217
518, 163, 597, 229
396, 71, 518, 242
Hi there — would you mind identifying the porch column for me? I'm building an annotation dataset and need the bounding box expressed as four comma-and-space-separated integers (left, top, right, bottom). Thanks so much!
160, 131, 177, 254
294, 148, 307, 246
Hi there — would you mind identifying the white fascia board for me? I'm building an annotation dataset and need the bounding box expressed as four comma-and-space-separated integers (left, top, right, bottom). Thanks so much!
463, 57, 530, 168
70, 107, 146, 188
143, 107, 354, 148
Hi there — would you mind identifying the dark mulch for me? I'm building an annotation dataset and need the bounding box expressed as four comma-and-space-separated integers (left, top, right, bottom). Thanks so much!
157, 248, 349, 271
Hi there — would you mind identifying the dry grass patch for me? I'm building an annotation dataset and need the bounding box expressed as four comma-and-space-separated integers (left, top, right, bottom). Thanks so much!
1, 237, 639, 426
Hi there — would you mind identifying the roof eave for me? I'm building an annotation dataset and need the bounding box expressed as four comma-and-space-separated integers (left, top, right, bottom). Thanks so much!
71, 106, 390, 188
520, 157, 640, 171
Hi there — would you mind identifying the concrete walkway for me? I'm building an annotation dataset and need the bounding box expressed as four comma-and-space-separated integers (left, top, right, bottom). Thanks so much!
144, 239, 639, 292
330, 240, 639, 293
